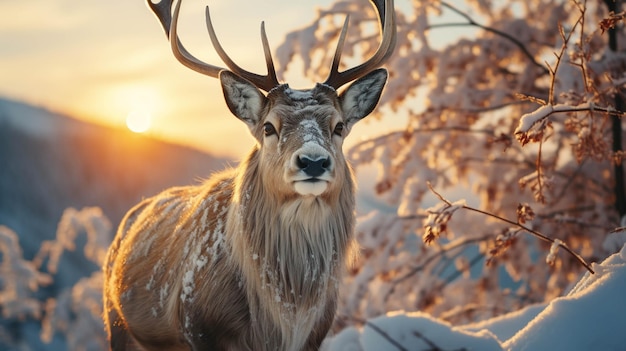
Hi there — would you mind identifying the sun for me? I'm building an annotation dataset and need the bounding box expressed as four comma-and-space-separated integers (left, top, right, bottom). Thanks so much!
126, 109, 152, 133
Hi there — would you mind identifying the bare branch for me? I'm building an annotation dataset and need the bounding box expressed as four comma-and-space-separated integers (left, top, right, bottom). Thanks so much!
365, 321, 410, 351
426, 183, 595, 274
436, 1, 549, 74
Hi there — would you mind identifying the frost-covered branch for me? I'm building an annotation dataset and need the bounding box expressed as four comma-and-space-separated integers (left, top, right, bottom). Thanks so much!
514, 102, 625, 146
425, 183, 594, 274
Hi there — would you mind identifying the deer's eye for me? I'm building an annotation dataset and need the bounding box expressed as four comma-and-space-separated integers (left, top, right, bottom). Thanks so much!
263, 123, 277, 137
333, 122, 345, 136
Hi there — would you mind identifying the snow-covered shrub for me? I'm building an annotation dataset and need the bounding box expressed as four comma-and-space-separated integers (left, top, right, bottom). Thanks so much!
0, 226, 51, 321
41, 272, 106, 351
0, 208, 111, 350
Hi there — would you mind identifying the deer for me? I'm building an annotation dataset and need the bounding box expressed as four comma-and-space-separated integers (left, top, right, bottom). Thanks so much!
103, 0, 396, 350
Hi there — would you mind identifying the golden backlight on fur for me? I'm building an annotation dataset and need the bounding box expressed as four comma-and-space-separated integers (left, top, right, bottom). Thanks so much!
103, 0, 396, 350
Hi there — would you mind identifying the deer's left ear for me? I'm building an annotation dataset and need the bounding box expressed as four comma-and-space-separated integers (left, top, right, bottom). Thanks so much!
339, 68, 388, 127
220, 70, 267, 127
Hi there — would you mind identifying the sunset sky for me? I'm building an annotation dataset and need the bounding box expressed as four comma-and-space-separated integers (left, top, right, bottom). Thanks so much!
0, 0, 460, 158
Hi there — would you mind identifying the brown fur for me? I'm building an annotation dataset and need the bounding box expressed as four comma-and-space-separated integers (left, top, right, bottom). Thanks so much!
103, 70, 387, 350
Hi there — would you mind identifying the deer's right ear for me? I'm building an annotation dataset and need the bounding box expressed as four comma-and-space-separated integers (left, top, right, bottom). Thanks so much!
220, 71, 267, 126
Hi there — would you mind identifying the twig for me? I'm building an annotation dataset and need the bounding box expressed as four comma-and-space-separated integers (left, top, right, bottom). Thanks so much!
340, 315, 464, 351
436, 1, 548, 74
340, 315, 410, 351
536, 138, 546, 204
547, 14, 584, 105
427, 183, 595, 274
364, 321, 410, 351
412, 330, 468, 351
574, 0, 592, 96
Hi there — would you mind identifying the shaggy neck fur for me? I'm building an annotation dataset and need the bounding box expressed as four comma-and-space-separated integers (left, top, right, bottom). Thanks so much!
229, 149, 355, 350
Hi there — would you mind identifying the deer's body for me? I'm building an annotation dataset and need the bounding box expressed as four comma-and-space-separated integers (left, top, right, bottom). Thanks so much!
103, 0, 395, 349
105, 172, 350, 350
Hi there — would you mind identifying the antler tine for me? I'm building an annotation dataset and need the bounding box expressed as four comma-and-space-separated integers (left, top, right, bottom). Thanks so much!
147, 0, 224, 78
146, 0, 173, 38
324, 0, 397, 89
261, 22, 280, 89
205, 7, 280, 92
147, 0, 279, 91
327, 15, 351, 81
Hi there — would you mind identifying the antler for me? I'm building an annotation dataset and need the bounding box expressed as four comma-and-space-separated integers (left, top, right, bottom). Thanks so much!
147, 0, 395, 92
324, 0, 397, 89
146, 0, 279, 92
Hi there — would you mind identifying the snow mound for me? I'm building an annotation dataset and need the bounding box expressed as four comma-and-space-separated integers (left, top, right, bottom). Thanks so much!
323, 311, 502, 351
323, 244, 626, 351
502, 245, 626, 350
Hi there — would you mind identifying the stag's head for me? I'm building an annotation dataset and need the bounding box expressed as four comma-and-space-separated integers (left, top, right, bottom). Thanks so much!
147, 0, 396, 199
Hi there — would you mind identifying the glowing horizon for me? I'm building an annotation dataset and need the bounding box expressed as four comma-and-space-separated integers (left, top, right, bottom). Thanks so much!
0, 0, 419, 159
0, 0, 338, 159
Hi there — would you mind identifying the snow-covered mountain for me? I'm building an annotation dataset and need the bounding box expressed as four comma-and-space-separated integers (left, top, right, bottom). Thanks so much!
0, 96, 226, 276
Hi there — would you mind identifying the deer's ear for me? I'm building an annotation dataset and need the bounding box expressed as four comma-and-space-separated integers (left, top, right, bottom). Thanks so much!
220, 71, 267, 126
339, 68, 388, 127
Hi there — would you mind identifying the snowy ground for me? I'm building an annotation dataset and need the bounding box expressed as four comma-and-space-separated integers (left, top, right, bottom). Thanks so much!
323, 242, 626, 351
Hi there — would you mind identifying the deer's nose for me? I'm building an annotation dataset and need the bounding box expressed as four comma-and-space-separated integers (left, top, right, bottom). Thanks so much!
297, 156, 331, 177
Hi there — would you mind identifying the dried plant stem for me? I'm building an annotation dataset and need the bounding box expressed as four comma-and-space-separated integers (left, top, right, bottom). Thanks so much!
428, 183, 595, 274
574, 0, 591, 95
412, 329, 467, 351
546, 7, 583, 105
344, 315, 463, 351
364, 321, 410, 351
341, 316, 410, 351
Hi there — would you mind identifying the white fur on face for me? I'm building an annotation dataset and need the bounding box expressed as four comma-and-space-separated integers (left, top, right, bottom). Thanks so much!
287, 118, 335, 196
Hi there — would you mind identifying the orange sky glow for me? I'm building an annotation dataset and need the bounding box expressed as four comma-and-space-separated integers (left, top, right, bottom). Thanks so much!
0, 0, 444, 159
